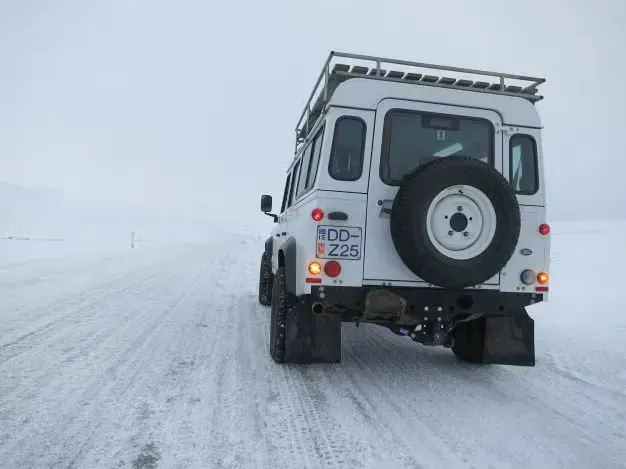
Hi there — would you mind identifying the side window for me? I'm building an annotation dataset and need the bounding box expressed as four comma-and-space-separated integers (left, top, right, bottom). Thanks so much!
510, 134, 539, 195
328, 117, 366, 181
295, 145, 312, 198
304, 127, 324, 191
280, 173, 292, 213
287, 160, 301, 208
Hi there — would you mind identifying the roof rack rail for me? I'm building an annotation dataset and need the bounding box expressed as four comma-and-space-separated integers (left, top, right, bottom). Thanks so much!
294, 51, 546, 154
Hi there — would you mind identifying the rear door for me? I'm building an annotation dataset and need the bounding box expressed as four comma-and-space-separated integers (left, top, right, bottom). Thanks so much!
362, 98, 504, 284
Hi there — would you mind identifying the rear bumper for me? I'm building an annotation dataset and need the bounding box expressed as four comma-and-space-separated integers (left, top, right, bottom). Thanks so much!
311, 285, 542, 319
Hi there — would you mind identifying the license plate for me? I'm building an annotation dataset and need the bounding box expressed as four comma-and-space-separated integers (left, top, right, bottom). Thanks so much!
316, 225, 362, 260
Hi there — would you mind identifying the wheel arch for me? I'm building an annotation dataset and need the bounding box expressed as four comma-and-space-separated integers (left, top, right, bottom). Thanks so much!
264, 236, 274, 257
279, 237, 298, 294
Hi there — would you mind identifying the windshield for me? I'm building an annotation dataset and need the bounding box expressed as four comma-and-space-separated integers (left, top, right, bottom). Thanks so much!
380, 110, 494, 184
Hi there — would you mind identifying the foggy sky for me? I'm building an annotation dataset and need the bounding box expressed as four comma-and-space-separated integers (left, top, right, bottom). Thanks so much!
0, 0, 624, 224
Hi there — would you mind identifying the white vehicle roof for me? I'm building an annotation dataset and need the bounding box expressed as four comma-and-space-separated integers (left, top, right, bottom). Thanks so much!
329, 78, 543, 128
294, 51, 546, 155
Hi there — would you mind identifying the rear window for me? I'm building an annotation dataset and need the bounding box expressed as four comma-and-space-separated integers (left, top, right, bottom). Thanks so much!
380, 110, 494, 185
510, 134, 539, 195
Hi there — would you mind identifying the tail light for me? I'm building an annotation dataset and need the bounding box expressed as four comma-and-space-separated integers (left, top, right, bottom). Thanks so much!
539, 224, 550, 235
312, 208, 324, 221
324, 261, 341, 277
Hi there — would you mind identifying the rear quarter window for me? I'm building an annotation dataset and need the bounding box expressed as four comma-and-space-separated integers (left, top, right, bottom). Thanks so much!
510, 134, 539, 195
328, 117, 366, 181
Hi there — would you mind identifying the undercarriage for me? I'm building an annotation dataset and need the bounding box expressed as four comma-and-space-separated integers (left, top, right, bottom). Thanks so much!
300, 285, 539, 366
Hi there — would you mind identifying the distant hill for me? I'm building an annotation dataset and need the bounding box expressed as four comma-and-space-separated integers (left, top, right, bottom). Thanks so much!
0, 181, 249, 244
0, 181, 68, 237
0, 182, 161, 240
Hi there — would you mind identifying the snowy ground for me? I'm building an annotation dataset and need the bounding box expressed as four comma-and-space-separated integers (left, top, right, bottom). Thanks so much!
0, 222, 625, 469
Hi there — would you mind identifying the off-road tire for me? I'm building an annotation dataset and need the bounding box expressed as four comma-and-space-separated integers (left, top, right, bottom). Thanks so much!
258, 252, 273, 306
269, 267, 295, 363
451, 318, 486, 364
390, 156, 521, 289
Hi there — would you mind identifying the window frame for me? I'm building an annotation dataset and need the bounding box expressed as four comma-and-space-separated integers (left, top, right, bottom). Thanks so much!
509, 133, 539, 196
295, 144, 313, 199
328, 116, 367, 182
304, 126, 325, 191
379, 108, 495, 186
280, 172, 292, 213
286, 159, 301, 209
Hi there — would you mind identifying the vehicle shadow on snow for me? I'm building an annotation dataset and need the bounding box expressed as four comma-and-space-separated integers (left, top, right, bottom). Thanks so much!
272, 322, 530, 436
252, 293, 523, 391
253, 295, 529, 401
317, 323, 525, 391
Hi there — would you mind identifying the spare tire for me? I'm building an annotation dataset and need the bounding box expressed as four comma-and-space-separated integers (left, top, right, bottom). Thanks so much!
390, 156, 520, 289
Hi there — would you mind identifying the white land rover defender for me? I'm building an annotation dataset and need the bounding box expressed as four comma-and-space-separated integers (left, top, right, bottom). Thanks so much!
258, 51, 550, 366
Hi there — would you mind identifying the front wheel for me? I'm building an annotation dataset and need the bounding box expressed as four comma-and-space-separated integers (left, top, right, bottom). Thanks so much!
258, 252, 273, 306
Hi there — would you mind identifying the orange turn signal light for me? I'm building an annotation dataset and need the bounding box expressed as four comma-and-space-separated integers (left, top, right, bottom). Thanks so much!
537, 272, 549, 284
308, 262, 321, 275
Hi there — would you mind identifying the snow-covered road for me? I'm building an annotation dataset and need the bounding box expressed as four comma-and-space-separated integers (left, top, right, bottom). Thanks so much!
1, 225, 625, 469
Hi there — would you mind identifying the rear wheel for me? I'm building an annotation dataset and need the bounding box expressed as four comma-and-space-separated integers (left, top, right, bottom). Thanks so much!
269, 267, 294, 362
269, 267, 342, 364
451, 319, 486, 364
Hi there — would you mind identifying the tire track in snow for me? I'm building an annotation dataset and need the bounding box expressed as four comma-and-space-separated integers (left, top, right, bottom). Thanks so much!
189, 271, 277, 468
55, 265, 211, 469
0, 247, 196, 349
2, 233, 625, 469
339, 330, 450, 468
281, 367, 365, 469
252, 302, 317, 469
345, 328, 515, 468
0, 250, 211, 468
0, 267, 182, 413
0, 249, 202, 401
343, 324, 626, 469
0, 271, 161, 365
0, 244, 203, 330
143, 257, 267, 469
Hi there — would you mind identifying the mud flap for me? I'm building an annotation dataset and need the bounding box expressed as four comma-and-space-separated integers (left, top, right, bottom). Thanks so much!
285, 298, 342, 364
453, 308, 535, 367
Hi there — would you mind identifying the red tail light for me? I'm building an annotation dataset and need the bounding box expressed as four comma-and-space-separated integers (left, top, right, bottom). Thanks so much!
539, 223, 550, 235
312, 208, 324, 221
324, 261, 341, 277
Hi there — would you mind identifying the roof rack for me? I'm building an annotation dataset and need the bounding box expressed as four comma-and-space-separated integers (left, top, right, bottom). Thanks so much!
294, 51, 546, 154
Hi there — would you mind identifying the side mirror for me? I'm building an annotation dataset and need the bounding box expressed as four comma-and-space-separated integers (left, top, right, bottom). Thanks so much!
260, 194, 278, 223
260, 194, 273, 213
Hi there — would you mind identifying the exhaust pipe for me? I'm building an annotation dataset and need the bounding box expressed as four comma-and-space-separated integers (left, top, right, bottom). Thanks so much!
312, 302, 324, 315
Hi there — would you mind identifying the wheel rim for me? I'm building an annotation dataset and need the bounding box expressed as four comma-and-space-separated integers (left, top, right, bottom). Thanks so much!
425, 184, 496, 260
